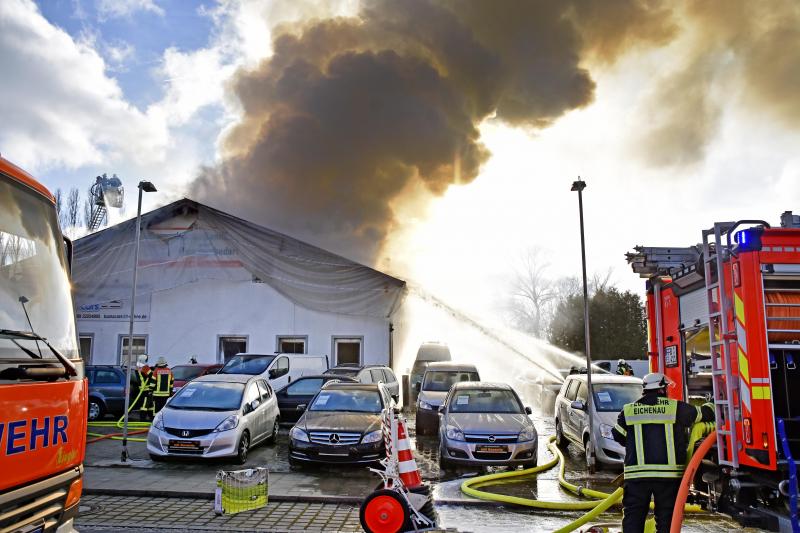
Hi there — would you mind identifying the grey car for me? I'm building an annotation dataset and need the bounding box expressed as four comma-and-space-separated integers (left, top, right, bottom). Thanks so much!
438, 382, 537, 469
415, 362, 480, 435
147, 374, 280, 464
553, 374, 642, 471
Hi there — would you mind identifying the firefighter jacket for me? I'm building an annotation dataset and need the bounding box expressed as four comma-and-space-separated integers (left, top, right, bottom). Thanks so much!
611, 392, 714, 480
137, 365, 153, 392
152, 366, 174, 397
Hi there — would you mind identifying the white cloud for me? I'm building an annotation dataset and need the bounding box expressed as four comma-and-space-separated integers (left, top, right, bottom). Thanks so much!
95, 0, 163, 21
0, 0, 167, 170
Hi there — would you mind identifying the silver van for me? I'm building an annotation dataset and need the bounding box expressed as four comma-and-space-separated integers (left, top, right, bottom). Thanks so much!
553, 373, 641, 472
415, 362, 479, 435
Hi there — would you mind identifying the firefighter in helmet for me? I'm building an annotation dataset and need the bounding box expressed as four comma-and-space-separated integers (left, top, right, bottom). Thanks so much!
151, 356, 174, 413
617, 358, 634, 376
612, 373, 714, 533
135, 354, 155, 420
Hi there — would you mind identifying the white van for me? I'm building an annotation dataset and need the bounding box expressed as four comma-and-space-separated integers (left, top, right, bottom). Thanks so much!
218, 353, 329, 390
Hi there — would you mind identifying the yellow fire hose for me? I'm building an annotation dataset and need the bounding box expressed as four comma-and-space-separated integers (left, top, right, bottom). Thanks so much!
86, 386, 153, 443
461, 425, 714, 533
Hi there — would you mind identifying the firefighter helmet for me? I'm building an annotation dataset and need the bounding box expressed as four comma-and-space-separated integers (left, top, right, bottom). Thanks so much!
155, 356, 168, 367
642, 372, 668, 391
136, 354, 148, 367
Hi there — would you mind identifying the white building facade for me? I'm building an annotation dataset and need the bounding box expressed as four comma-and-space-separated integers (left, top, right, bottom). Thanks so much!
72, 199, 405, 369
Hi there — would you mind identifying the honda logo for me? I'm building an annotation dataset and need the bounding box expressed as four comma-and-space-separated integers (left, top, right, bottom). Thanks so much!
488, 435, 496, 443
181, 430, 190, 438
329, 433, 340, 444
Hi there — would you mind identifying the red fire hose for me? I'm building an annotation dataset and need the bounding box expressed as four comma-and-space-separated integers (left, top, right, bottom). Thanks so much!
670, 430, 717, 533
87, 429, 148, 443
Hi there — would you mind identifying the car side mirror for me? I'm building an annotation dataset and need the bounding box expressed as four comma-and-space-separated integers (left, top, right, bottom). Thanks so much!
250, 399, 261, 411
268, 368, 277, 379
525, 406, 532, 415
438, 405, 445, 413
571, 400, 586, 411
296, 404, 307, 412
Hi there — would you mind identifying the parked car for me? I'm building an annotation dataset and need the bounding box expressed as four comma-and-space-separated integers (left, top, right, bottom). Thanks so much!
553, 374, 642, 472
172, 363, 223, 393
324, 364, 400, 403
416, 362, 480, 435
276, 374, 357, 424
86, 365, 138, 421
410, 341, 451, 403
147, 374, 280, 464
219, 353, 328, 391
288, 382, 392, 465
438, 382, 537, 470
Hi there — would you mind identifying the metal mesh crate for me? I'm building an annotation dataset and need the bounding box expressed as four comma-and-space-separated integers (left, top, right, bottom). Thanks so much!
213, 467, 269, 515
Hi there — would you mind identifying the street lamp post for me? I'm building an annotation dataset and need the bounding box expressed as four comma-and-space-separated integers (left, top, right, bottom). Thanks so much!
571, 177, 596, 472
121, 180, 157, 462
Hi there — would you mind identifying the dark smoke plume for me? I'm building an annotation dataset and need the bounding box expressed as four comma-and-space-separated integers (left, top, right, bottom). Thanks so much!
192, 0, 674, 263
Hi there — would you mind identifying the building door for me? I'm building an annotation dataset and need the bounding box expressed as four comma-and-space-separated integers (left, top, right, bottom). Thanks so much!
334, 337, 362, 366
219, 336, 248, 363
79, 335, 93, 364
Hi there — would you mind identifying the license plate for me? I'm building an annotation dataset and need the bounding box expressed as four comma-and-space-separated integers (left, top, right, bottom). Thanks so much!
169, 440, 200, 450
475, 445, 508, 454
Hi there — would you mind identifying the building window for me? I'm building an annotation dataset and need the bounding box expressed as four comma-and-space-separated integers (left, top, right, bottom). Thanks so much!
333, 336, 362, 366
79, 334, 94, 364
118, 335, 147, 365
218, 335, 248, 363
277, 336, 307, 354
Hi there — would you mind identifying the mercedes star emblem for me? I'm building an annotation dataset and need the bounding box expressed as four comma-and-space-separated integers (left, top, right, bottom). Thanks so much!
329, 433, 340, 444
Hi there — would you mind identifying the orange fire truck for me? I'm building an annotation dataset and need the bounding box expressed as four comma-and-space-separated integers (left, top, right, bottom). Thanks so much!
627, 213, 800, 531
0, 157, 87, 532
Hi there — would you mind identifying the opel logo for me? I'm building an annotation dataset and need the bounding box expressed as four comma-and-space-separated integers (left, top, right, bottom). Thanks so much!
488, 435, 496, 443
181, 430, 190, 437
329, 433, 340, 444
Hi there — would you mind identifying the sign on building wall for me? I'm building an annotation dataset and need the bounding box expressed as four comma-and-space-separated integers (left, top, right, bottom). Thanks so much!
76, 294, 151, 321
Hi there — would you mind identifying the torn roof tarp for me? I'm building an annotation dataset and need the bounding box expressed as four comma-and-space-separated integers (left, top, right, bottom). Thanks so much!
72, 198, 406, 318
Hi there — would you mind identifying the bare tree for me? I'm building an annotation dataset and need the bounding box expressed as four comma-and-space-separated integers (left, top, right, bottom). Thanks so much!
508, 247, 558, 338
83, 193, 92, 229
54, 189, 65, 229
66, 187, 81, 228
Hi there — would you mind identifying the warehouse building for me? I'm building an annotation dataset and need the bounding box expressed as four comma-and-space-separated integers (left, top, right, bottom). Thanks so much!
72, 199, 406, 368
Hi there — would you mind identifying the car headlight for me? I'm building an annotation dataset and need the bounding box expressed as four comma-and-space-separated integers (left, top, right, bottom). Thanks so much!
152, 412, 164, 430
445, 425, 464, 441
361, 430, 383, 444
600, 423, 614, 440
418, 400, 433, 410
213, 415, 239, 433
289, 426, 309, 442
519, 425, 537, 442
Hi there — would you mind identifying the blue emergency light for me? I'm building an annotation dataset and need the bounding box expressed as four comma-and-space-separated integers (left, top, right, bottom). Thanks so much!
734, 228, 763, 252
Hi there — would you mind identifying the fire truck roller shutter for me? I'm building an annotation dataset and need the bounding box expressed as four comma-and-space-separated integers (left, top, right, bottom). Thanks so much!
765, 292, 800, 343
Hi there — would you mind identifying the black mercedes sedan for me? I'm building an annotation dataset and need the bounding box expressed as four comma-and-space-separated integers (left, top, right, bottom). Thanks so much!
276, 375, 357, 424
288, 382, 391, 466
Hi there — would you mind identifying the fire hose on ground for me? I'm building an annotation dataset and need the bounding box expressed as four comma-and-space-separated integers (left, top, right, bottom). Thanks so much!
460, 423, 715, 533
86, 387, 153, 443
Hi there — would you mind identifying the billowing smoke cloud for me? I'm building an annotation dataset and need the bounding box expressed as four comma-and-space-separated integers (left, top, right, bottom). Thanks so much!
191, 0, 674, 263
636, 0, 800, 168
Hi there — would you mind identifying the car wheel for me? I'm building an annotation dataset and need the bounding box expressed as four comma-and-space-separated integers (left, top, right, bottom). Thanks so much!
88, 399, 105, 421
267, 417, 280, 445
236, 431, 250, 465
555, 419, 567, 449
585, 436, 597, 474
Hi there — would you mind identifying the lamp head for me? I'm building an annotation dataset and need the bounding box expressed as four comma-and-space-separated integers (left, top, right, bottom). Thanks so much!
138, 181, 157, 193
571, 179, 586, 192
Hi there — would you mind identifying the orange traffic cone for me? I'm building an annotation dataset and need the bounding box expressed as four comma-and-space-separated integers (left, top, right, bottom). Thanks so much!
396, 419, 422, 489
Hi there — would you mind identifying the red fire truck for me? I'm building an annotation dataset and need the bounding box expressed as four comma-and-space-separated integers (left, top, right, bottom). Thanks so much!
0, 157, 87, 532
627, 212, 800, 531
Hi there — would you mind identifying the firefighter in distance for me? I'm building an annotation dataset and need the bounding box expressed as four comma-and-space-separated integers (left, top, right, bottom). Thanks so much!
612, 372, 714, 533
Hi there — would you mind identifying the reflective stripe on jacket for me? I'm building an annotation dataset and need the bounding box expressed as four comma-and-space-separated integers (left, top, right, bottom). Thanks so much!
152, 367, 173, 397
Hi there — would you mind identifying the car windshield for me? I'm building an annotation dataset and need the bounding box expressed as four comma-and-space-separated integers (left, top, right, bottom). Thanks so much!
172, 366, 205, 381
422, 371, 479, 392
593, 383, 641, 412
169, 382, 245, 411
309, 389, 382, 413
449, 389, 522, 414
0, 173, 78, 360
220, 355, 275, 375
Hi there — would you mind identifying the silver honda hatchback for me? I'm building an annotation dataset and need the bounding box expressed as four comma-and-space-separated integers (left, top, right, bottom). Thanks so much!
147, 374, 280, 464
438, 382, 537, 469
